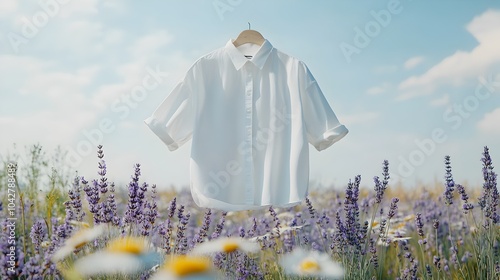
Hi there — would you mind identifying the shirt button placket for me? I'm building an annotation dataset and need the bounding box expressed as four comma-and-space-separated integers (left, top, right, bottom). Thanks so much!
244, 67, 254, 204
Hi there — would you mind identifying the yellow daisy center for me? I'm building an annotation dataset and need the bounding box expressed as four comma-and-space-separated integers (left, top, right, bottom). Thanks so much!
107, 237, 145, 255
74, 241, 87, 250
68, 229, 92, 249
300, 259, 321, 273
222, 241, 240, 253
167, 256, 211, 276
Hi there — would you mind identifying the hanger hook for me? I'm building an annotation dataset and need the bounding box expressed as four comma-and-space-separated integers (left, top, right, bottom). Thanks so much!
248, 22, 251, 30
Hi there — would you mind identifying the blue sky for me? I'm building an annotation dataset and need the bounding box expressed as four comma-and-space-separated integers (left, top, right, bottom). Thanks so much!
1, 0, 499, 191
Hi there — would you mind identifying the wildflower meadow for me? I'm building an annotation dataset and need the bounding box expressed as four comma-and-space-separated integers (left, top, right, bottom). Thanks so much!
0, 144, 498, 279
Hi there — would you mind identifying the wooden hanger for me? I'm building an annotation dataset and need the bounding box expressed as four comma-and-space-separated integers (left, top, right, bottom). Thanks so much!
233, 22, 265, 47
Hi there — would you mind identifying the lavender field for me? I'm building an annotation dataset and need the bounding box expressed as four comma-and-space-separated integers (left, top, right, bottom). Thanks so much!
0, 145, 498, 280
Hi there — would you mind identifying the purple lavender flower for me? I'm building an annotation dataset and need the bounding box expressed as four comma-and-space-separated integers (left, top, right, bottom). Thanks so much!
268, 206, 281, 237
433, 255, 441, 270
192, 208, 212, 245
95, 145, 108, 195
433, 219, 439, 229
125, 163, 141, 225
302, 235, 309, 245
237, 226, 245, 238
63, 201, 75, 236
374, 160, 390, 204
400, 239, 414, 262
148, 186, 159, 223
161, 219, 174, 254
415, 213, 424, 237
443, 155, 455, 205
82, 176, 100, 224
456, 184, 474, 213
137, 182, 148, 217
106, 182, 120, 226
388, 197, 400, 220
235, 254, 262, 279
30, 220, 46, 254
211, 212, 227, 239
426, 264, 432, 277
378, 218, 387, 239
246, 217, 258, 238
478, 146, 499, 224
21, 254, 42, 280
369, 238, 378, 268
282, 230, 294, 253
410, 260, 418, 280
68, 175, 84, 222
174, 206, 190, 254
168, 197, 177, 219
40, 218, 63, 278
305, 197, 317, 219
140, 184, 158, 236
344, 175, 362, 252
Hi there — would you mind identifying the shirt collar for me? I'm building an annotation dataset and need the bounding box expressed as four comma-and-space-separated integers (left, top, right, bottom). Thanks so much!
225, 39, 273, 70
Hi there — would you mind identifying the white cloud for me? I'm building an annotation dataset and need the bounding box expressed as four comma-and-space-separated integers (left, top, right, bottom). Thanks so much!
102, 0, 127, 11
0, 55, 50, 93
46, 20, 106, 54
0, 0, 18, 17
129, 30, 174, 58
430, 94, 450, 107
20, 66, 99, 106
59, 0, 99, 18
0, 54, 103, 150
0, 54, 47, 75
13, 58, 98, 95
366, 82, 391, 95
0, 110, 96, 152
91, 60, 156, 108
27, 17, 125, 57
404, 56, 424, 70
342, 112, 380, 125
478, 108, 500, 134
398, 9, 500, 100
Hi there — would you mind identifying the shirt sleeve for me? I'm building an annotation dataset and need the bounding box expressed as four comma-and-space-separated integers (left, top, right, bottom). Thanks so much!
299, 62, 349, 151
144, 63, 198, 151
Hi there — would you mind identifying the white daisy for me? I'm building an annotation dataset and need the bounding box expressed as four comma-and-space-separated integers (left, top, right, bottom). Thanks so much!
72, 236, 160, 276
191, 237, 259, 255
52, 224, 105, 262
276, 212, 296, 221
150, 255, 216, 280
280, 248, 343, 279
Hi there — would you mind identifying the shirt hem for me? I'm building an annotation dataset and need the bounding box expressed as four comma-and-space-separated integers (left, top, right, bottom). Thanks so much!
191, 188, 304, 211
144, 117, 179, 151
204, 200, 303, 212
314, 124, 349, 151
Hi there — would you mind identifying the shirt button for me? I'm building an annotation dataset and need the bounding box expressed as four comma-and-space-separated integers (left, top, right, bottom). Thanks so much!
246, 108, 251, 113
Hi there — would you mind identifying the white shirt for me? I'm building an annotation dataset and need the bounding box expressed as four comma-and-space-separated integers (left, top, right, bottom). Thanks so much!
145, 39, 348, 211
